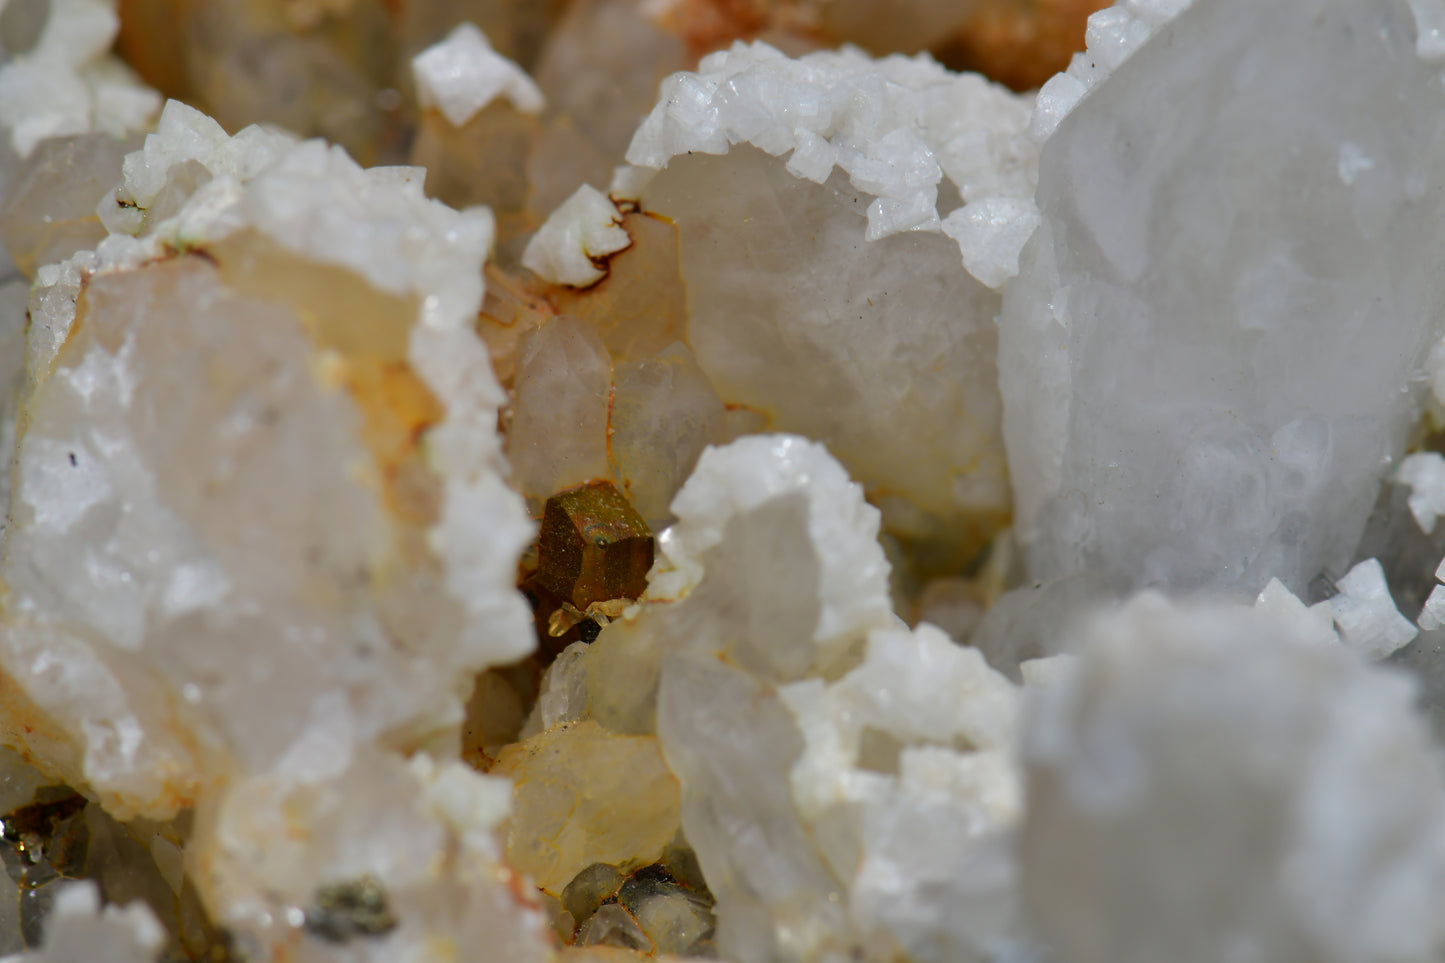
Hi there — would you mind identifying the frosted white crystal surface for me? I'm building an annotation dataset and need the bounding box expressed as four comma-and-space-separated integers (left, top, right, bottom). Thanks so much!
626, 41, 1036, 244
1001, 0, 1445, 598
1328, 558, 1418, 660
0, 0, 160, 157
10, 882, 163, 963
1024, 593, 1445, 963
412, 21, 545, 127
650, 434, 893, 657
521, 184, 632, 288
1029, 0, 1194, 142
2, 96, 546, 962
1399, 452, 1445, 534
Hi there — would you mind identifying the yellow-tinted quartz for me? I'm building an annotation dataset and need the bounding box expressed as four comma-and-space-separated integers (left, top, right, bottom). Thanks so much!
490, 721, 680, 895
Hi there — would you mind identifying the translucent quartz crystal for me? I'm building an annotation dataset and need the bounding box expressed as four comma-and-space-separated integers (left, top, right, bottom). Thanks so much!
545, 208, 688, 365
533, 0, 688, 196
577, 435, 894, 734
625, 42, 1038, 567
1024, 593, 1445, 963
609, 344, 727, 529
408, 23, 544, 237
0, 132, 135, 278
409, 100, 538, 234
541, 433, 1025, 960
116, 0, 393, 163
1000, 0, 1445, 598
507, 314, 613, 500
491, 721, 681, 895
0, 100, 547, 959
0, 277, 27, 546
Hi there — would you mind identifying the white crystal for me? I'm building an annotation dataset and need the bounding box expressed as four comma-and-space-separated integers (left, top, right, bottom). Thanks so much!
1001, 0, 1445, 598
1398, 452, 1445, 534
1253, 577, 1340, 648
626, 41, 1037, 248
651, 434, 893, 658
412, 21, 545, 127
1409, 0, 1445, 60
11, 881, 164, 963
0, 0, 160, 158
1329, 558, 1419, 660
522, 184, 632, 288
1024, 592, 1445, 963
1026, 0, 1193, 142
1419, 583, 1445, 631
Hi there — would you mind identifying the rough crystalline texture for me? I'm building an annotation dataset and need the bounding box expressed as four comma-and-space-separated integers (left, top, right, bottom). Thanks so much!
0, 100, 547, 959
1000, 0, 1445, 598
0, 0, 159, 159
490, 721, 680, 895
1023, 593, 1445, 963
6, 881, 163, 963
537, 434, 1027, 960
621, 41, 1038, 569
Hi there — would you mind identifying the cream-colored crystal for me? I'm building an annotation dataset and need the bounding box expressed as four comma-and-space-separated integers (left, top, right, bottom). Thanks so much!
491, 721, 681, 895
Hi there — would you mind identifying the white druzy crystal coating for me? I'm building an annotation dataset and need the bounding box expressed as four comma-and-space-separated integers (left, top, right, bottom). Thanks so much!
412, 21, 545, 127
521, 184, 632, 287
1024, 592, 1445, 963
625, 40, 1036, 248
651, 434, 893, 656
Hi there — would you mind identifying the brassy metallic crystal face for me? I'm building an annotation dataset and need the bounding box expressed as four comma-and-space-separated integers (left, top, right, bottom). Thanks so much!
537, 479, 655, 610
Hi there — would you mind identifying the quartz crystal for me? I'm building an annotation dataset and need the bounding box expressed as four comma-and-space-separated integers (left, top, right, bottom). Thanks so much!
1000, 0, 1445, 599
10, 1, 1445, 962
621, 42, 1037, 568
1024, 593, 1445, 963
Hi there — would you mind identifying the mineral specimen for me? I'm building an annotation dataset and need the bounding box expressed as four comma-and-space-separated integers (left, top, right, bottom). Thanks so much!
8, 1, 1445, 962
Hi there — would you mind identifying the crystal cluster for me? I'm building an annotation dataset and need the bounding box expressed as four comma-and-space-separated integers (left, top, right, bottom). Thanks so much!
4, 0, 1445, 962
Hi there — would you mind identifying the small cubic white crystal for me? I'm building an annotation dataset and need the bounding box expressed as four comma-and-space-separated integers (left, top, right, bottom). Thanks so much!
1329, 558, 1419, 660
413, 22, 544, 127
521, 184, 632, 288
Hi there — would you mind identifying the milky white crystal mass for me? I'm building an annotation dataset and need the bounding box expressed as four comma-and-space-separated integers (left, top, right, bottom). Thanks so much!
0, 0, 160, 158
4, 881, 163, 963
1000, 0, 1445, 599
1399, 452, 1445, 534
521, 184, 632, 288
1024, 593, 1445, 963
412, 21, 545, 127
1328, 558, 1419, 660
2, 98, 547, 960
